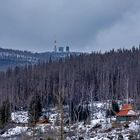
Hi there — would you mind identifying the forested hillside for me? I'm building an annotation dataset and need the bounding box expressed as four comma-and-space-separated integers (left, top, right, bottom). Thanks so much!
0, 48, 80, 70
0, 47, 140, 109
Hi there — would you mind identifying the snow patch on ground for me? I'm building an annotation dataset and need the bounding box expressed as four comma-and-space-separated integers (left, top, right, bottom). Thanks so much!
11, 111, 29, 124
129, 122, 139, 132
1, 126, 28, 137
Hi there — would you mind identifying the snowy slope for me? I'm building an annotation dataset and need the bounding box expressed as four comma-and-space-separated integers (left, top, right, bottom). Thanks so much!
1, 101, 140, 139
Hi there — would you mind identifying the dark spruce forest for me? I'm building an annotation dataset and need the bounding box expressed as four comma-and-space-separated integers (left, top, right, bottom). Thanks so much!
0, 47, 140, 110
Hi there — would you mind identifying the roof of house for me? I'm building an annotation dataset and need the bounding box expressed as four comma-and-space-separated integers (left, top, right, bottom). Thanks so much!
117, 110, 136, 116
117, 104, 136, 117
121, 104, 133, 111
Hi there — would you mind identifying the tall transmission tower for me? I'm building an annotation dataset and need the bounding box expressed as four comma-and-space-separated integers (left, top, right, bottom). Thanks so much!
54, 40, 57, 52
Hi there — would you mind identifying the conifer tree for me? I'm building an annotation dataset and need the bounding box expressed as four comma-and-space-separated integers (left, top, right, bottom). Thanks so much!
0, 99, 10, 128
112, 100, 119, 114
28, 95, 42, 124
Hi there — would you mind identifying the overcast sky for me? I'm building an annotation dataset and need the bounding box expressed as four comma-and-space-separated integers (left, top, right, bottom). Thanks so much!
0, 0, 140, 52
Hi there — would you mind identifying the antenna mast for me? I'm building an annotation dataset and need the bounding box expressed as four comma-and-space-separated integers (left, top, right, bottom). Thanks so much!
54, 40, 57, 52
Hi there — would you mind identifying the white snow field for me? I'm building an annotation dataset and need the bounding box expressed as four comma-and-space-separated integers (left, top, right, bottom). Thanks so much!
11, 111, 29, 124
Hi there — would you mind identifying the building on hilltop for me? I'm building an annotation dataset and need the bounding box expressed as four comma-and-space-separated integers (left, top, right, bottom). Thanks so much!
66, 46, 70, 52
58, 47, 64, 53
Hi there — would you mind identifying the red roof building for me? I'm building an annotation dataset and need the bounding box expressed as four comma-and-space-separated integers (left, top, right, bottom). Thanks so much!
116, 104, 137, 121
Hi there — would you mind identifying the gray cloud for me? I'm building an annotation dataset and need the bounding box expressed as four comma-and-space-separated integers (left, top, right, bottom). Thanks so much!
0, 0, 140, 52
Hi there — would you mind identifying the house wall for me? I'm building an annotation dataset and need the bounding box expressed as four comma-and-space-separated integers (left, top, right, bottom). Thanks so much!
116, 116, 135, 122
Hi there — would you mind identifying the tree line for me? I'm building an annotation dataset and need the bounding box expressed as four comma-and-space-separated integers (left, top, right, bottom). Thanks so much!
0, 47, 140, 110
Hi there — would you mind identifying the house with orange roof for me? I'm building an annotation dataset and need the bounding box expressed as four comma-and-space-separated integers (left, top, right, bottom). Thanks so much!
116, 104, 137, 121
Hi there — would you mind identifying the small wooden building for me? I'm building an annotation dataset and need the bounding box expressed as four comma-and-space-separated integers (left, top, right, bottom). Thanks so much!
37, 118, 49, 124
116, 104, 137, 121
